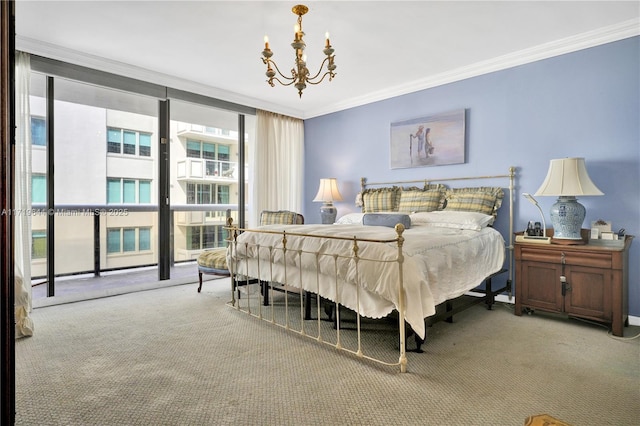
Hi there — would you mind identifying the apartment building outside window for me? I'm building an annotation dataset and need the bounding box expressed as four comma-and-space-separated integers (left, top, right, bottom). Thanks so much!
186, 139, 231, 176
107, 178, 152, 204
107, 227, 152, 254
32, 230, 47, 259
31, 116, 46, 146
186, 225, 223, 250
32, 174, 46, 203
186, 182, 229, 205
107, 127, 152, 157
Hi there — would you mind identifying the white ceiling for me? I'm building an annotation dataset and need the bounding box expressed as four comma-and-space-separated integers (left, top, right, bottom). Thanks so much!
15, 1, 640, 119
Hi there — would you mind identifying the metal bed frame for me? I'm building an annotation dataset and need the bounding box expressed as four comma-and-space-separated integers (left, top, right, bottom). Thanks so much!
226, 167, 516, 373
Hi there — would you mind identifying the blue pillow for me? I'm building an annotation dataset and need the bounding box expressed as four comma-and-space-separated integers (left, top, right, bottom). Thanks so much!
363, 213, 411, 229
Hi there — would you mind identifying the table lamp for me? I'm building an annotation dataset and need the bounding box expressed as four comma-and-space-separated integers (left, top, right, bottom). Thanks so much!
534, 157, 603, 242
313, 178, 343, 224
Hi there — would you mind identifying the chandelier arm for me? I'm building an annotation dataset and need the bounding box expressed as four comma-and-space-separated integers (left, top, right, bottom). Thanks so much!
270, 77, 298, 87
268, 60, 296, 83
305, 56, 332, 82
305, 71, 335, 86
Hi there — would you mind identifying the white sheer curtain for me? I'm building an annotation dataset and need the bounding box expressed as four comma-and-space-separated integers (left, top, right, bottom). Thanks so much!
15, 51, 34, 338
250, 110, 304, 227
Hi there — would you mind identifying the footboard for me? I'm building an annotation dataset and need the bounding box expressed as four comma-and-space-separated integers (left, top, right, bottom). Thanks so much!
227, 223, 410, 373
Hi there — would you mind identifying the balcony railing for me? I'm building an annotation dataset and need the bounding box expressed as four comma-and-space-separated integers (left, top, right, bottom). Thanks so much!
176, 123, 238, 141
29, 203, 246, 297
176, 158, 241, 181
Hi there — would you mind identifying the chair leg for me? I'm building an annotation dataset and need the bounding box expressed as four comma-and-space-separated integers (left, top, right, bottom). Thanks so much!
198, 271, 203, 293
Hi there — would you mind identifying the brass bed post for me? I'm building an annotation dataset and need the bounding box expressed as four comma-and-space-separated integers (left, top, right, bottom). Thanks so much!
227, 217, 238, 307
395, 223, 408, 373
508, 166, 515, 298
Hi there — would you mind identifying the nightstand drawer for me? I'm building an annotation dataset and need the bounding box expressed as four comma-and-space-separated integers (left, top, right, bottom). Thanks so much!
520, 247, 612, 269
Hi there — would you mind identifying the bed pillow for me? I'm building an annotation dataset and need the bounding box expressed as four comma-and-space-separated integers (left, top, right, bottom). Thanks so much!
397, 185, 445, 213
361, 187, 401, 213
442, 187, 504, 217
410, 211, 494, 231
363, 213, 411, 229
335, 213, 365, 225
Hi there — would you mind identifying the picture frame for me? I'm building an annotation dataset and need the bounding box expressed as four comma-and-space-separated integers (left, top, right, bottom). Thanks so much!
390, 109, 466, 169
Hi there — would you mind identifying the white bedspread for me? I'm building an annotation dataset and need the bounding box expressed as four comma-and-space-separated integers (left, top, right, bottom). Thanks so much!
228, 223, 505, 339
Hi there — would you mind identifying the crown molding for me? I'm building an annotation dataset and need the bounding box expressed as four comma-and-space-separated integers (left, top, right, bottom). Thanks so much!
304, 18, 640, 119
15, 36, 305, 118
17, 18, 639, 120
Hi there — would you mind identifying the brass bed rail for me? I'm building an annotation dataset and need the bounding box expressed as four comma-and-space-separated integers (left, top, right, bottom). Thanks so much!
227, 222, 410, 372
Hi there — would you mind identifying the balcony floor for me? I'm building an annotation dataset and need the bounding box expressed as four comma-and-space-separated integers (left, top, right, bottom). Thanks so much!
31, 262, 227, 308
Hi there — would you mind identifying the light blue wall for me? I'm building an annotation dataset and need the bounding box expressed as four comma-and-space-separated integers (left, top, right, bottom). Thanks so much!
303, 37, 640, 317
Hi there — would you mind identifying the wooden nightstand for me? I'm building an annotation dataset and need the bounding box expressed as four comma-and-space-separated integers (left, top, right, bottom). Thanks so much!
514, 231, 633, 336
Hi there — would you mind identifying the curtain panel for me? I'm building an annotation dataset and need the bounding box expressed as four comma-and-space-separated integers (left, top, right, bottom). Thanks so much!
15, 51, 34, 338
251, 110, 304, 227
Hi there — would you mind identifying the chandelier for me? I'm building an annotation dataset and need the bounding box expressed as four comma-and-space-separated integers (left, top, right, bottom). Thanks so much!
261, 4, 337, 98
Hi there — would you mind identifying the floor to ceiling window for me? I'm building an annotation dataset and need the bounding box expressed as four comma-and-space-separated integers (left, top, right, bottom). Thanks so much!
170, 100, 253, 262
27, 58, 255, 302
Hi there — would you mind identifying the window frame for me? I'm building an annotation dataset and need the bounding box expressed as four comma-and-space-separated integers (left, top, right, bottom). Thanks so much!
106, 127, 153, 157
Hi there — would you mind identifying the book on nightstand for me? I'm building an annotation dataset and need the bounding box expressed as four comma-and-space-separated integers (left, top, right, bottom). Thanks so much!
515, 234, 551, 244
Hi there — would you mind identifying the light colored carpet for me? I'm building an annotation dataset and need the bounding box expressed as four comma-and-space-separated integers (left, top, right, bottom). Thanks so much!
15, 278, 640, 425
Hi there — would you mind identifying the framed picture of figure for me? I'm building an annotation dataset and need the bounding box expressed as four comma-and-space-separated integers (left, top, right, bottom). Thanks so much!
390, 109, 466, 169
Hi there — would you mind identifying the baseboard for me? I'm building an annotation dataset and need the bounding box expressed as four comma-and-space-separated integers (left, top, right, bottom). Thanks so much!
465, 291, 640, 327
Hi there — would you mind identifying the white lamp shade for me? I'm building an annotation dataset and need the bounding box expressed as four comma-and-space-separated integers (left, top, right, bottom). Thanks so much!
313, 178, 343, 202
534, 157, 603, 197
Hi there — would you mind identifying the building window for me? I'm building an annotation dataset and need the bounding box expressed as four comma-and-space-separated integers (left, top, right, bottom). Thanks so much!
107, 229, 121, 253
186, 140, 201, 158
32, 174, 46, 204
31, 117, 46, 146
217, 185, 229, 204
32, 230, 47, 259
186, 183, 229, 205
139, 228, 151, 251
107, 227, 152, 254
139, 133, 151, 156
107, 178, 152, 204
187, 225, 224, 250
139, 181, 151, 203
123, 130, 136, 155
107, 128, 122, 153
107, 127, 152, 157
186, 139, 232, 176
123, 179, 136, 203
123, 228, 136, 252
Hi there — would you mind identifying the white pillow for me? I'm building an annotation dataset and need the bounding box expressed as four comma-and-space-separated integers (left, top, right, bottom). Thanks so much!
334, 213, 365, 225
410, 211, 494, 231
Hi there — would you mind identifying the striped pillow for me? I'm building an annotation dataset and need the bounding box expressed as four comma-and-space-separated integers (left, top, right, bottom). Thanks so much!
362, 187, 401, 213
260, 210, 304, 225
397, 186, 445, 213
443, 187, 504, 217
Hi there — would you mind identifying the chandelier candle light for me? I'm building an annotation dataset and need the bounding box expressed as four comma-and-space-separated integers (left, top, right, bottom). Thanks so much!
313, 178, 343, 224
261, 4, 337, 97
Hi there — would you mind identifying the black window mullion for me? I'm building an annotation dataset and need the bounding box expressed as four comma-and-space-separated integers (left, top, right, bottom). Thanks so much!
46, 76, 55, 297
158, 100, 170, 280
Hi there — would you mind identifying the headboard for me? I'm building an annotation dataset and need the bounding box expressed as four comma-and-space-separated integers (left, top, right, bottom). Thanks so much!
356, 167, 516, 291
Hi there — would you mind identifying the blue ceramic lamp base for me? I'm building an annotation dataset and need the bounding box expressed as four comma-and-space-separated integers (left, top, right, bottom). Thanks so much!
549, 196, 585, 241
319, 202, 337, 224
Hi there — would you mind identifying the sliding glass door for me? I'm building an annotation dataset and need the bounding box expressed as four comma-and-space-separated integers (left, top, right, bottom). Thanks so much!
26, 57, 256, 301
170, 100, 253, 262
